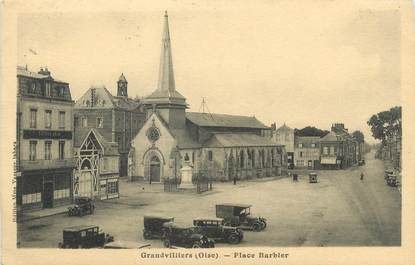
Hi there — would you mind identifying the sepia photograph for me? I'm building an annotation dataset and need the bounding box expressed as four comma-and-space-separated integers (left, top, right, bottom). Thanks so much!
1, 0, 415, 264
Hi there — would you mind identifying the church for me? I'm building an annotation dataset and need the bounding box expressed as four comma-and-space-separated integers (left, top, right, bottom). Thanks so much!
128, 12, 287, 183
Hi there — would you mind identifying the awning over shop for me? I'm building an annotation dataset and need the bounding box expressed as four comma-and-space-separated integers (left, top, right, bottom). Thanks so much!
320, 157, 337, 165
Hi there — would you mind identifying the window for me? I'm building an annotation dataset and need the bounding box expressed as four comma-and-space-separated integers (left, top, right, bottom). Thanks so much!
107, 180, 118, 194
44, 141, 52, 160
192, 152, 195, 164
82, 117, 88, 127
299, 151, 303, 157
311, 143, 316, 148
29, 82, 37, 93
323, 146, 328, 155
30, 109, 37, 128
22, 193, 41, 204
29, 141, 37, 161
251, 150, 255, 167
59, 141, 65, 160
208, 151, 213, 161
59, 111, 65, 129
334, 146, 337, 154
240, 150, 244, 168
97, 117, 103, 128
45, 110, 52, 128
298, 143, 303, 148
330, 146, 335, 155
45, 82, 51, 97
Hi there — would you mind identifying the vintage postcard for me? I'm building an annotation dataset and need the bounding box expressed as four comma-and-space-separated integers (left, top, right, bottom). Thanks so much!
1, 0, 414, 264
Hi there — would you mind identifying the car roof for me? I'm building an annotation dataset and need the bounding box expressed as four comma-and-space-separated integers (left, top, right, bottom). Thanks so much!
216, 203, 252, 208
143, 215, 174, 220
194, 217, 224, 222
63, 225, 98, 232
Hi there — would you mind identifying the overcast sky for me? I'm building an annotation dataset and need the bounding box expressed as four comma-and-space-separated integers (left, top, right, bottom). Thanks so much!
17, 2, 401, 143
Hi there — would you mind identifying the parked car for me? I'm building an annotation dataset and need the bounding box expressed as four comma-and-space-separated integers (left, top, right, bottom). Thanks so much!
215, 203, 266, 231
309, 172, 318, 183
58, 225, 114, 248
68, 197, 95, 217
193, 217, 243, 244
162, 223, 215, 248
143, 215, 174, 239
386, 174, 399, 187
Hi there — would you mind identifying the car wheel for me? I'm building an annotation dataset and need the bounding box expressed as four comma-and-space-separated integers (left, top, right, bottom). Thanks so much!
192, 242, 201, 248
227, 234, 240, 244
260, 221, 267, 229
143, 231, 151, 239
163, 239, 171, 248
252, 222, 262, 232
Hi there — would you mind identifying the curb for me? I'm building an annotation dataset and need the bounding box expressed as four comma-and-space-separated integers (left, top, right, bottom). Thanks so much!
18, 210, 67, 223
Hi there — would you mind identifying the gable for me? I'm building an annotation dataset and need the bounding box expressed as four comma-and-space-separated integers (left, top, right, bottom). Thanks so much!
75, 87, 115, 109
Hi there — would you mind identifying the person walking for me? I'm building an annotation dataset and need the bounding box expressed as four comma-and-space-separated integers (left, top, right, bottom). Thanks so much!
360, 172, 364, 182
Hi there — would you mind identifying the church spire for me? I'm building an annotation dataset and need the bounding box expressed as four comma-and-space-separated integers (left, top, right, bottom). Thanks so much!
158, 10, 175, 94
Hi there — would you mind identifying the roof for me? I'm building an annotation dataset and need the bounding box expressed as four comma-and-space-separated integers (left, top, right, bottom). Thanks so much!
17, 66, 67, 83
319, 131, 343, 142
276, 124, 293, 132
216, 203, 252, 208
204, 133, 279, 148
186, 112, 269, 129
75, 86, 141, 111
75, 129, 119, 156
118, 73, 127, 82
63, 225, 97, 232
169, 128, 201, 149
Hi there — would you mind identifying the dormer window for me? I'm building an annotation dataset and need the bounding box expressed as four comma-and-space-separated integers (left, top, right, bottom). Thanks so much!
45, 82, 51, 97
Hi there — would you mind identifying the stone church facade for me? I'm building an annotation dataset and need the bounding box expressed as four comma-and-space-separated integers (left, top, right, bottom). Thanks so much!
128, 12, 287, 183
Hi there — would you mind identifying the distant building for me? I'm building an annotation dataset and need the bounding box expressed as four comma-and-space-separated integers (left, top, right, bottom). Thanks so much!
319, 123, 358, 169
294, 135, 321, 169
272, 124, 295, 168
73, 74, 146, 199
16, 66, 75, 210
128, 12, 286, 183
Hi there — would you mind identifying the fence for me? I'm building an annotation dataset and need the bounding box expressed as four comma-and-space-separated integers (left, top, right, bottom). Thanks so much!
163, 178, 179, 192
196, 177, 213, 194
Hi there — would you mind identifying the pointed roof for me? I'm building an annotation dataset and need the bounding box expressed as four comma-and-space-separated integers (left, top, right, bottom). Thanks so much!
118, 73, 127, 83
145, 11, 186, 106
186, 112, 269, 129
276, 123, 293, 132
320, 131, 342, 142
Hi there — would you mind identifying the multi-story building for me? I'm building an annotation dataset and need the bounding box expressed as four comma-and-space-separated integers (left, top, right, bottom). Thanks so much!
16, 66, 75, 210
294, 135, 321, 169
319, 123, 358, 169
73, 75, 146, 177
272, 124, 295, 168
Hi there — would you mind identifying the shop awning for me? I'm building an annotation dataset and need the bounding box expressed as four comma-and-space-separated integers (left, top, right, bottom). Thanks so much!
320, 157, 337, 165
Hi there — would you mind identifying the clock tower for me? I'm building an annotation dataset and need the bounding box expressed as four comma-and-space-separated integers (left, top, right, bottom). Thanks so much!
117, 73, 128, 97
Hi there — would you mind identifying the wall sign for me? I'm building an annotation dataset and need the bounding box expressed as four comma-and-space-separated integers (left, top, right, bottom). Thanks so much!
23, 130, 72, 139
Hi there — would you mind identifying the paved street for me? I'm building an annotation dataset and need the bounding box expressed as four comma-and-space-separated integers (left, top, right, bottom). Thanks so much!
18, 151, 401, 248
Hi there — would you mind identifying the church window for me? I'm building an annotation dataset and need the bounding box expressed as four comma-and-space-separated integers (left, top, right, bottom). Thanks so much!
97, 117, 103, 128
240, 150, 244, 168
208, 151, 213, 161
82, 117, 88, 127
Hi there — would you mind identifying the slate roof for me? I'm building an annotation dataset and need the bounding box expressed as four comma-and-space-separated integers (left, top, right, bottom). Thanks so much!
204, 133, 280, 148
319, 131, 343, 142
186, 112, 269, 129
17, 66, 67, 83
169, 128, 201, 149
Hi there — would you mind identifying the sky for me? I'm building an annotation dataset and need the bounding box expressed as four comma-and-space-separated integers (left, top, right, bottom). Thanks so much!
17, 2, 401, 143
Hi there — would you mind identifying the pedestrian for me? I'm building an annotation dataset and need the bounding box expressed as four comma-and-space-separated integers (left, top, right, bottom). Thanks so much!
233, 176, 237, 185
360, 172, 364, 182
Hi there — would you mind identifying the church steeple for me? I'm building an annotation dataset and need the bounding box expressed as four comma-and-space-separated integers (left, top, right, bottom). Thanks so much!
158, 11, 175, 93
117, 73, 128, 97
145, 11, 186, 104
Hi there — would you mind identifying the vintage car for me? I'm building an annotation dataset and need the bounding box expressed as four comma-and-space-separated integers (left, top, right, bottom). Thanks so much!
309, 172, 318, 183
58, 225, 114, 249
103, 241, 151, 249
215, 204, 266, 232
162, 222, 215, 248
143, 215, 174, 239
193, 217, 243, 244
68, 197, 95, 217
386, 174, 399, 187
358, 160, 365, 166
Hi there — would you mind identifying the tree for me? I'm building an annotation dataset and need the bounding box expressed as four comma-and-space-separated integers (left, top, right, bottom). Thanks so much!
367, 106, 402, 144
352, 130, 365, 143
295, 126, 329, 137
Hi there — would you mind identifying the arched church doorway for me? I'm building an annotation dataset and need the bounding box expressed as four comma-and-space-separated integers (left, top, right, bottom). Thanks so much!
149, 156, 161, 183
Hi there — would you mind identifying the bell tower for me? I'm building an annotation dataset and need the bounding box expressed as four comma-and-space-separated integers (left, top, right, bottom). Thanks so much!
117, 73, 128, 97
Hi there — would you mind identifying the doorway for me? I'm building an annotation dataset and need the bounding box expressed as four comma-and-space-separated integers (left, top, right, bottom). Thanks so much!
43, 182, 54, 208
149, 156, 161, 183
308, 160, 313, 169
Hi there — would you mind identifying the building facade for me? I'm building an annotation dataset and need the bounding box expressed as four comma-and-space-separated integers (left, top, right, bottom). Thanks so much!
16, 66, 75, 210
294, 136, 321, 169
272, 124, 295, 168
128, 12, 287, 183
73, 75, 146, 178
319, 123, 358, 169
